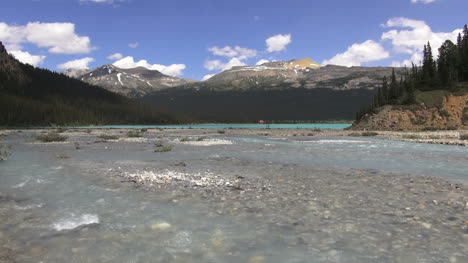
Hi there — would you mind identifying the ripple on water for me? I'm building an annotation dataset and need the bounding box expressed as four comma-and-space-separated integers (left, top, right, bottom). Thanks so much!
51, 214, 99, 231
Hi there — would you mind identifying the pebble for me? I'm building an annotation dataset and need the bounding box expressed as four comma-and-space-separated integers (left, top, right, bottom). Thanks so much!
151, 222, 172, 231
248, 255, 266, 263
421, 222, 432, 229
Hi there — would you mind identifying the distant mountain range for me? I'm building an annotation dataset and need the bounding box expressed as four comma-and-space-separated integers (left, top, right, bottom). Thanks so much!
64, 57, 402, 122
65, 64, 196, 98
0, 42, 182, 126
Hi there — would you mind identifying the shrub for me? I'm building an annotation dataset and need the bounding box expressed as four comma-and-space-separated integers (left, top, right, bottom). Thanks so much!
127, 131, 142, 138
180, 137, 191, 142
361, 132, 379, 136
0, 142, 11, 161
196, 137, 206, 141
460, 134, 468, 140
349, 132, 362, 137
154, 145, 172, 152
36, 132, 67, 142
56, 128, 68, 133
56, 153, 70, 159
428, 135, 440, 139
217, 130, 226, 134
74, 142, 80, 150
140, 128, 148, 132
98, 134, 119, 140
439, 109, 450, 118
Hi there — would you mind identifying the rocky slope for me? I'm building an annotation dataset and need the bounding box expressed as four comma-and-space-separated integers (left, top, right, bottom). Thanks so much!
75, 65, 196, 98
351, 93, 468, 131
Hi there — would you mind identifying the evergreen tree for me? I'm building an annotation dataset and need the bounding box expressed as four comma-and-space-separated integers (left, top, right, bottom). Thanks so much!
422, 42, 435, 81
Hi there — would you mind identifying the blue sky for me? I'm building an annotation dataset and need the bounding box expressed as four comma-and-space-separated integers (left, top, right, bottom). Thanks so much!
1, 0, 467, 80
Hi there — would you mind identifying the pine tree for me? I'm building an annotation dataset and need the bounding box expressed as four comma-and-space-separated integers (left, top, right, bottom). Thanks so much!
422, 42, 435, 81
389, 68, 398, 102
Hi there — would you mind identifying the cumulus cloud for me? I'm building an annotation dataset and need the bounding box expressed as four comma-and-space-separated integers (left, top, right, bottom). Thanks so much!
128, 42, 139, 48
266, 34, 292, 53
204, 58, 246, 72
57, 57, 95, 70
202, 74, 215, 81
382, 17, 461, 66
113, 56, 186, 76
410, 0, 439, 4
8, 50, 46, 67
322, 40, 390, 67
208, 46, 257, 60
256, 59, 270, 65
0, 22, 93, 54
107, 53, 123, 60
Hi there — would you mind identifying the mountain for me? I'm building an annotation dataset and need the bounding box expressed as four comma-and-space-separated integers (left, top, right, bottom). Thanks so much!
139, 59, 404, 122
63, 68, 91, 78
76, 64, 196, 98
0, 42, 183, 126
180, 58, 400, 91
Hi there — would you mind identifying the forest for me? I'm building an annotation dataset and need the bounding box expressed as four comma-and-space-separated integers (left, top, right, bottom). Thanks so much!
356, 24, 468, 120
0, 42, 184, 127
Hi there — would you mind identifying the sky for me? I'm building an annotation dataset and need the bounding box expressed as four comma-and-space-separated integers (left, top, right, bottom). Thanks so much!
1, 0, 467, 81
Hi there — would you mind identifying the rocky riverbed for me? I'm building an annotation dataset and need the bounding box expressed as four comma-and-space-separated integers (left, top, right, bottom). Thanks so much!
0, 128, 467, 262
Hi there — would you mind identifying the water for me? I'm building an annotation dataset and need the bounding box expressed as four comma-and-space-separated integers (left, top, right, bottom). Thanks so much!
0, 133, 467, 262
68, 123, 352, 130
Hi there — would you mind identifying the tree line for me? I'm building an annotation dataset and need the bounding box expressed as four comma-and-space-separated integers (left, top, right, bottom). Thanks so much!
356, 24, 468, 121
0, 44, 186, 127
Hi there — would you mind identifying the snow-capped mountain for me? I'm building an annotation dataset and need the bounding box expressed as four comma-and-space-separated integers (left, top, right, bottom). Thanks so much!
75, 65, 196, 98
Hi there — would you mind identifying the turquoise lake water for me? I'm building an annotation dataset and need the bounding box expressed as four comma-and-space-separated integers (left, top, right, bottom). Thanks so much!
70, 123, 352, 130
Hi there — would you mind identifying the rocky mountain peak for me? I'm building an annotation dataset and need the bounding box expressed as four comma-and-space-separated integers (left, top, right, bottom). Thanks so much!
286, 58, 321, 70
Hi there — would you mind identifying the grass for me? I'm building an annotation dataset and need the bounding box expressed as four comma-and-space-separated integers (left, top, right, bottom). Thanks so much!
97, 134, 119, 140
348, 132, 362, 137
36, 132, 67, 142
415, 90, 449, 108
428, 135, 441, 140
361, 132, 379, 137
154, 145, 172, 152
127, 131, 142, 138
56, 153, 70, 159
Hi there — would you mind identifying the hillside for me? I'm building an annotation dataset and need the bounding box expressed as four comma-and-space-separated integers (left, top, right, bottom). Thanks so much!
140, 61, 403, 122
350, 89, 468, 130
0, 42, 183, 126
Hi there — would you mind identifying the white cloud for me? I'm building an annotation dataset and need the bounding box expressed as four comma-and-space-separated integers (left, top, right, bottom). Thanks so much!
0, 22, 93, 54
256, 59, 270, 65
381, 17, 461, 66
8, 50, 46, 67
128, 42, 139, 48
113, 56, 186, 77
322, 40, 390, 67
107, 53, 123, 60
204, 57, 246, 72
208, 46, 257, 60
266, 34, 292, 53
57, 57, 95, 70
410, 0, 439, 4
202, 74, 215, 81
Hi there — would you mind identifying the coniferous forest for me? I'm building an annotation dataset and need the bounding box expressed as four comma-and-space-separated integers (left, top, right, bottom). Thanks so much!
356, 24, 468, 120
0, 42, 184, 127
